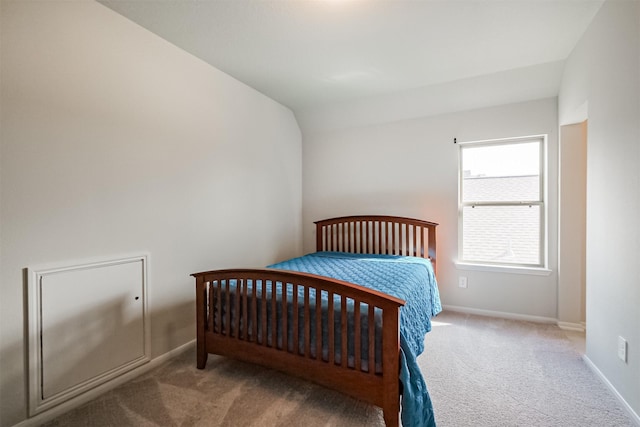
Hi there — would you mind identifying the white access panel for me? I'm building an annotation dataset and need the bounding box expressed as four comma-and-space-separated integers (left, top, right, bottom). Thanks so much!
28, 255, 150, 415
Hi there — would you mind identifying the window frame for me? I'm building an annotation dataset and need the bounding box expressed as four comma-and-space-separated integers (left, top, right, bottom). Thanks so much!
457, 135, 547, 269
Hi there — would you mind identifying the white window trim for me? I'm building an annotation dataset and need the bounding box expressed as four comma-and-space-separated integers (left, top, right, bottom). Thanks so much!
457, 134, 548, 270
454, 261, 552, 276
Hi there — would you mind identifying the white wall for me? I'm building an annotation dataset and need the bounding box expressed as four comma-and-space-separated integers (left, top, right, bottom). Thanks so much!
302, 97, 559, 320
559, 0, 640, 418
558, 121, 587, 328
0, 1, 302, 425
296, 61, 563, 135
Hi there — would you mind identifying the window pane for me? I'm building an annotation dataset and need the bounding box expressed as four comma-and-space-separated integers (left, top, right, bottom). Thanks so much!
463, 175, 540, 203
462, 141, 540, 202
462, 205, 540, 265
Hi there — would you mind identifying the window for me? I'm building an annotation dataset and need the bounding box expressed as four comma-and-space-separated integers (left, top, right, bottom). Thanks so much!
459, 135, 546, 268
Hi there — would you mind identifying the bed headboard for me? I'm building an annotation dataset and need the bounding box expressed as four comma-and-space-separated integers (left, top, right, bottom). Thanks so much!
315, 215, 438, 273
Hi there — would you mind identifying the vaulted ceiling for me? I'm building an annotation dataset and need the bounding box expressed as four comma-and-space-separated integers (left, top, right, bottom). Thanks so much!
99, 0, 604, 112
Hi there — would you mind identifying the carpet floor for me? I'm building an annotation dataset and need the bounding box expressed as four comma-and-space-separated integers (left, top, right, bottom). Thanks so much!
422, 312, 634, 426
43, 311, 636, 426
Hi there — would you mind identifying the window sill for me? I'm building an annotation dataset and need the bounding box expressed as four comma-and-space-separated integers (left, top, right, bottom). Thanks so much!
455, 262, 552, 276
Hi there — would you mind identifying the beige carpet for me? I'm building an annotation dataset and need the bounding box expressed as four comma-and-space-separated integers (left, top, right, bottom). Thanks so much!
422, 312, 634, 427
43, 311, 636, 427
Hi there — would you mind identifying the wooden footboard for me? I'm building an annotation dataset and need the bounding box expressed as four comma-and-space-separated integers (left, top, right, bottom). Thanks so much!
191, 268, 405, 427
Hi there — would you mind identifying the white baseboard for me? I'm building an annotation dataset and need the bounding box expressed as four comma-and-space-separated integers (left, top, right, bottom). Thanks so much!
582, 355, 640, 426
13, 339, 196, 427
442, 304, 557, 324
442, 305, 585, 331
557, 321, 586, 332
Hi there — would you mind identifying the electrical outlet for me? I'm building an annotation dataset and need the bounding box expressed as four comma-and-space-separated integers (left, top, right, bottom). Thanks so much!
617, 336, 627, 363
458, 276, 468, 288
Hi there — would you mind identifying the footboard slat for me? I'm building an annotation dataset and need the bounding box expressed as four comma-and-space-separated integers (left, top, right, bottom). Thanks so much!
225, 281, 231, 336
304, 287, 311, 357
208, 282, 215, 333
261, 280, 267, 346
354, 302, 362, 371
235, 279, 241, 338
341, 297, 348, 368
271, 281, 277, 348
315, 289, 322, 360
282, 283, 288, 352
328, 291, 335, 365
292, 283, 299, 354
216, 281, 222, 334
241, 280, 248, 340
368, 304, 375, 374
251, 281, 258, 343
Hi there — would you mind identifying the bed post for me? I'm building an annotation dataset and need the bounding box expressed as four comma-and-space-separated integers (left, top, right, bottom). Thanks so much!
382, 306, 401, 427
194, 274, 208, 369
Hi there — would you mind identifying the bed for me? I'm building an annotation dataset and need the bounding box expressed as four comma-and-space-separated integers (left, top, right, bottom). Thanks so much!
191, 215, 441, 427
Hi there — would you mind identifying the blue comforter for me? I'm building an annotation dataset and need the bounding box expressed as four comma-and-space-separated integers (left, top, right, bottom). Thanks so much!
268, 251, 441, 427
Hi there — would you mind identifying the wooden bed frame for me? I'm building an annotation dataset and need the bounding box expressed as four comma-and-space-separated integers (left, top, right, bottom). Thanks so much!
191, 215, 438, 427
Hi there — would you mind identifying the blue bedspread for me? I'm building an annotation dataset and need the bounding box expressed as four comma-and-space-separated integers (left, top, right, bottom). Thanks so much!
268, 251, 441, 427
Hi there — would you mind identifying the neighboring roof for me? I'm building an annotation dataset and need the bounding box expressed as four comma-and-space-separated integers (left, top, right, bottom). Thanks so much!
462, 175, 540, 264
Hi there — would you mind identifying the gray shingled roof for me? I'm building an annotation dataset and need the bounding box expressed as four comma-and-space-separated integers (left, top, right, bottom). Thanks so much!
462, 175, 541, 265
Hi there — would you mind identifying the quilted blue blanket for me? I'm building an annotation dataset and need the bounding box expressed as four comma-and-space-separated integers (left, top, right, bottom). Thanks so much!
268, 251, 441, 427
